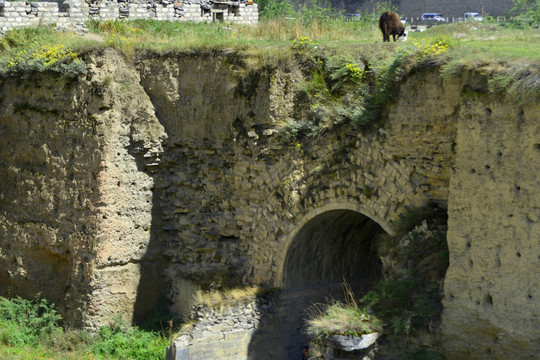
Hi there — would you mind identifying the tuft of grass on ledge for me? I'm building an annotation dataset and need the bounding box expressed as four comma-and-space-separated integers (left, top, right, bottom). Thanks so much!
193, 286, 266, 308
306, 281, 383, 339
306, 301, 383, 338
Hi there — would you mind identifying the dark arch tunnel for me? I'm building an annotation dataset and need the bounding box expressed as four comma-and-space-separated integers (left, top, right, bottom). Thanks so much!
283, 209, 384, 290
249, 209, 386, 359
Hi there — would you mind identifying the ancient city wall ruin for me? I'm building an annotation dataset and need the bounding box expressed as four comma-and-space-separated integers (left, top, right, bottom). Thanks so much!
0, 0, 258, 34
0, 49, 538, 358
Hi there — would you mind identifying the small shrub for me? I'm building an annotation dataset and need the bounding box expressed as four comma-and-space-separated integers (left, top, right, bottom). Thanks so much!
327, 58, 364, 94
0, 296, 171, 359
0, 42, 85, 77
0, 295, 62, 346
508, 0, 540, 28
292, 36, 319, 52
91, 319, 169, 360
46, 328, 93, 352
257, 0, 295, 20
306, 281, 383, 339
306, 301, 382, 338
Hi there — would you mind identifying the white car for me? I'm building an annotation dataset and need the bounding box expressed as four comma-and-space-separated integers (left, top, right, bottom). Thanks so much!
421, 13, 446, 22
464, 12, 483, 21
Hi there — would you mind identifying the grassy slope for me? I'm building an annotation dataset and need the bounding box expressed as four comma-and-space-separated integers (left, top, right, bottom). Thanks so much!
1, 20, 538, 108
1, 19, 539, 65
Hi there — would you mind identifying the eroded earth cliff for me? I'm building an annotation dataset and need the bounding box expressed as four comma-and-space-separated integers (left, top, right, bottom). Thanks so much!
0, 49, 538, 359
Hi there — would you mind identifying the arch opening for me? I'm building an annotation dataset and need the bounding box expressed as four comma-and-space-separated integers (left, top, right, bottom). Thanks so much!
282, 209, 385, 291
248, 209, 387, 359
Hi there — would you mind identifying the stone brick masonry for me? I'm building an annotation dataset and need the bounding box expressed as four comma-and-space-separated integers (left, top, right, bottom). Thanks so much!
0, 0, 258, 34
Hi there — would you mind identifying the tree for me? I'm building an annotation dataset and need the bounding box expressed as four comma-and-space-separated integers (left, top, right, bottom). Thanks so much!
511, 0, 540, 27
257, 0, 295, 20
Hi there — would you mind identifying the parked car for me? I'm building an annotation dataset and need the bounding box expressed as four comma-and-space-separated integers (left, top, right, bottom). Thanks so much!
400, 17, 407, 25
464, 12, 483, 21
421, 13, 446, 22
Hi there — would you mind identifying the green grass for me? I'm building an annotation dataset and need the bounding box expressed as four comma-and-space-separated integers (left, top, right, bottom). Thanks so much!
1, 19, 538, 72
415, 22, 540, 63
0, 296, 170, 360
84, 18, 384, 52
0, 18, 538, 132
2, 19, 538, 138
0, 12, 538, 58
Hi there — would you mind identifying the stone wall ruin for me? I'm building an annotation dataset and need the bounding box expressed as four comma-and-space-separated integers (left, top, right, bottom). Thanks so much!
0, 0, 258, 34
0, 50, 538, 359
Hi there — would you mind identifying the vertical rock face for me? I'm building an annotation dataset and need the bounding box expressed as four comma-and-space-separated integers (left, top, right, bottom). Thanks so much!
386, 69, 540, 358
0, 73, 102, 326
81, 50, 167, 330
442, 84, 540, 359
0, 50, 538, 358
0, 49, 167, 329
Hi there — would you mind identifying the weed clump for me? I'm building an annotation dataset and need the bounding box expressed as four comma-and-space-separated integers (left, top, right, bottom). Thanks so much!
278, 35, 451, 140
358, 36, 450, 126
90, 319, 169, 360
0, 295, 61, 346
2, 43, 85, 76
0, 26, 86, 77
0, 295, 170, 359
306, 281, 383, 339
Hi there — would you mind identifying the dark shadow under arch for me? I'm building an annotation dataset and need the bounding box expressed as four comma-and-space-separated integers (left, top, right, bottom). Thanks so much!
249, 209, 386, 359
283, 209, 383, 290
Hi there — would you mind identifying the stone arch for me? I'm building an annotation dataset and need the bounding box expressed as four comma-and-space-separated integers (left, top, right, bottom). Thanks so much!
247, 201, 392, 359
275, 200, 392, 288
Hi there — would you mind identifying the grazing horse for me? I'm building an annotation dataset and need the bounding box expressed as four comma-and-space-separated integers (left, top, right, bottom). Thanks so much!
379, 11, 406, 42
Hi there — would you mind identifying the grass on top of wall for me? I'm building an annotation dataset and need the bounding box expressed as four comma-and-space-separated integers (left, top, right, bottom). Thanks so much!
0, 19, 539, 133
0, 19, 539, 74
